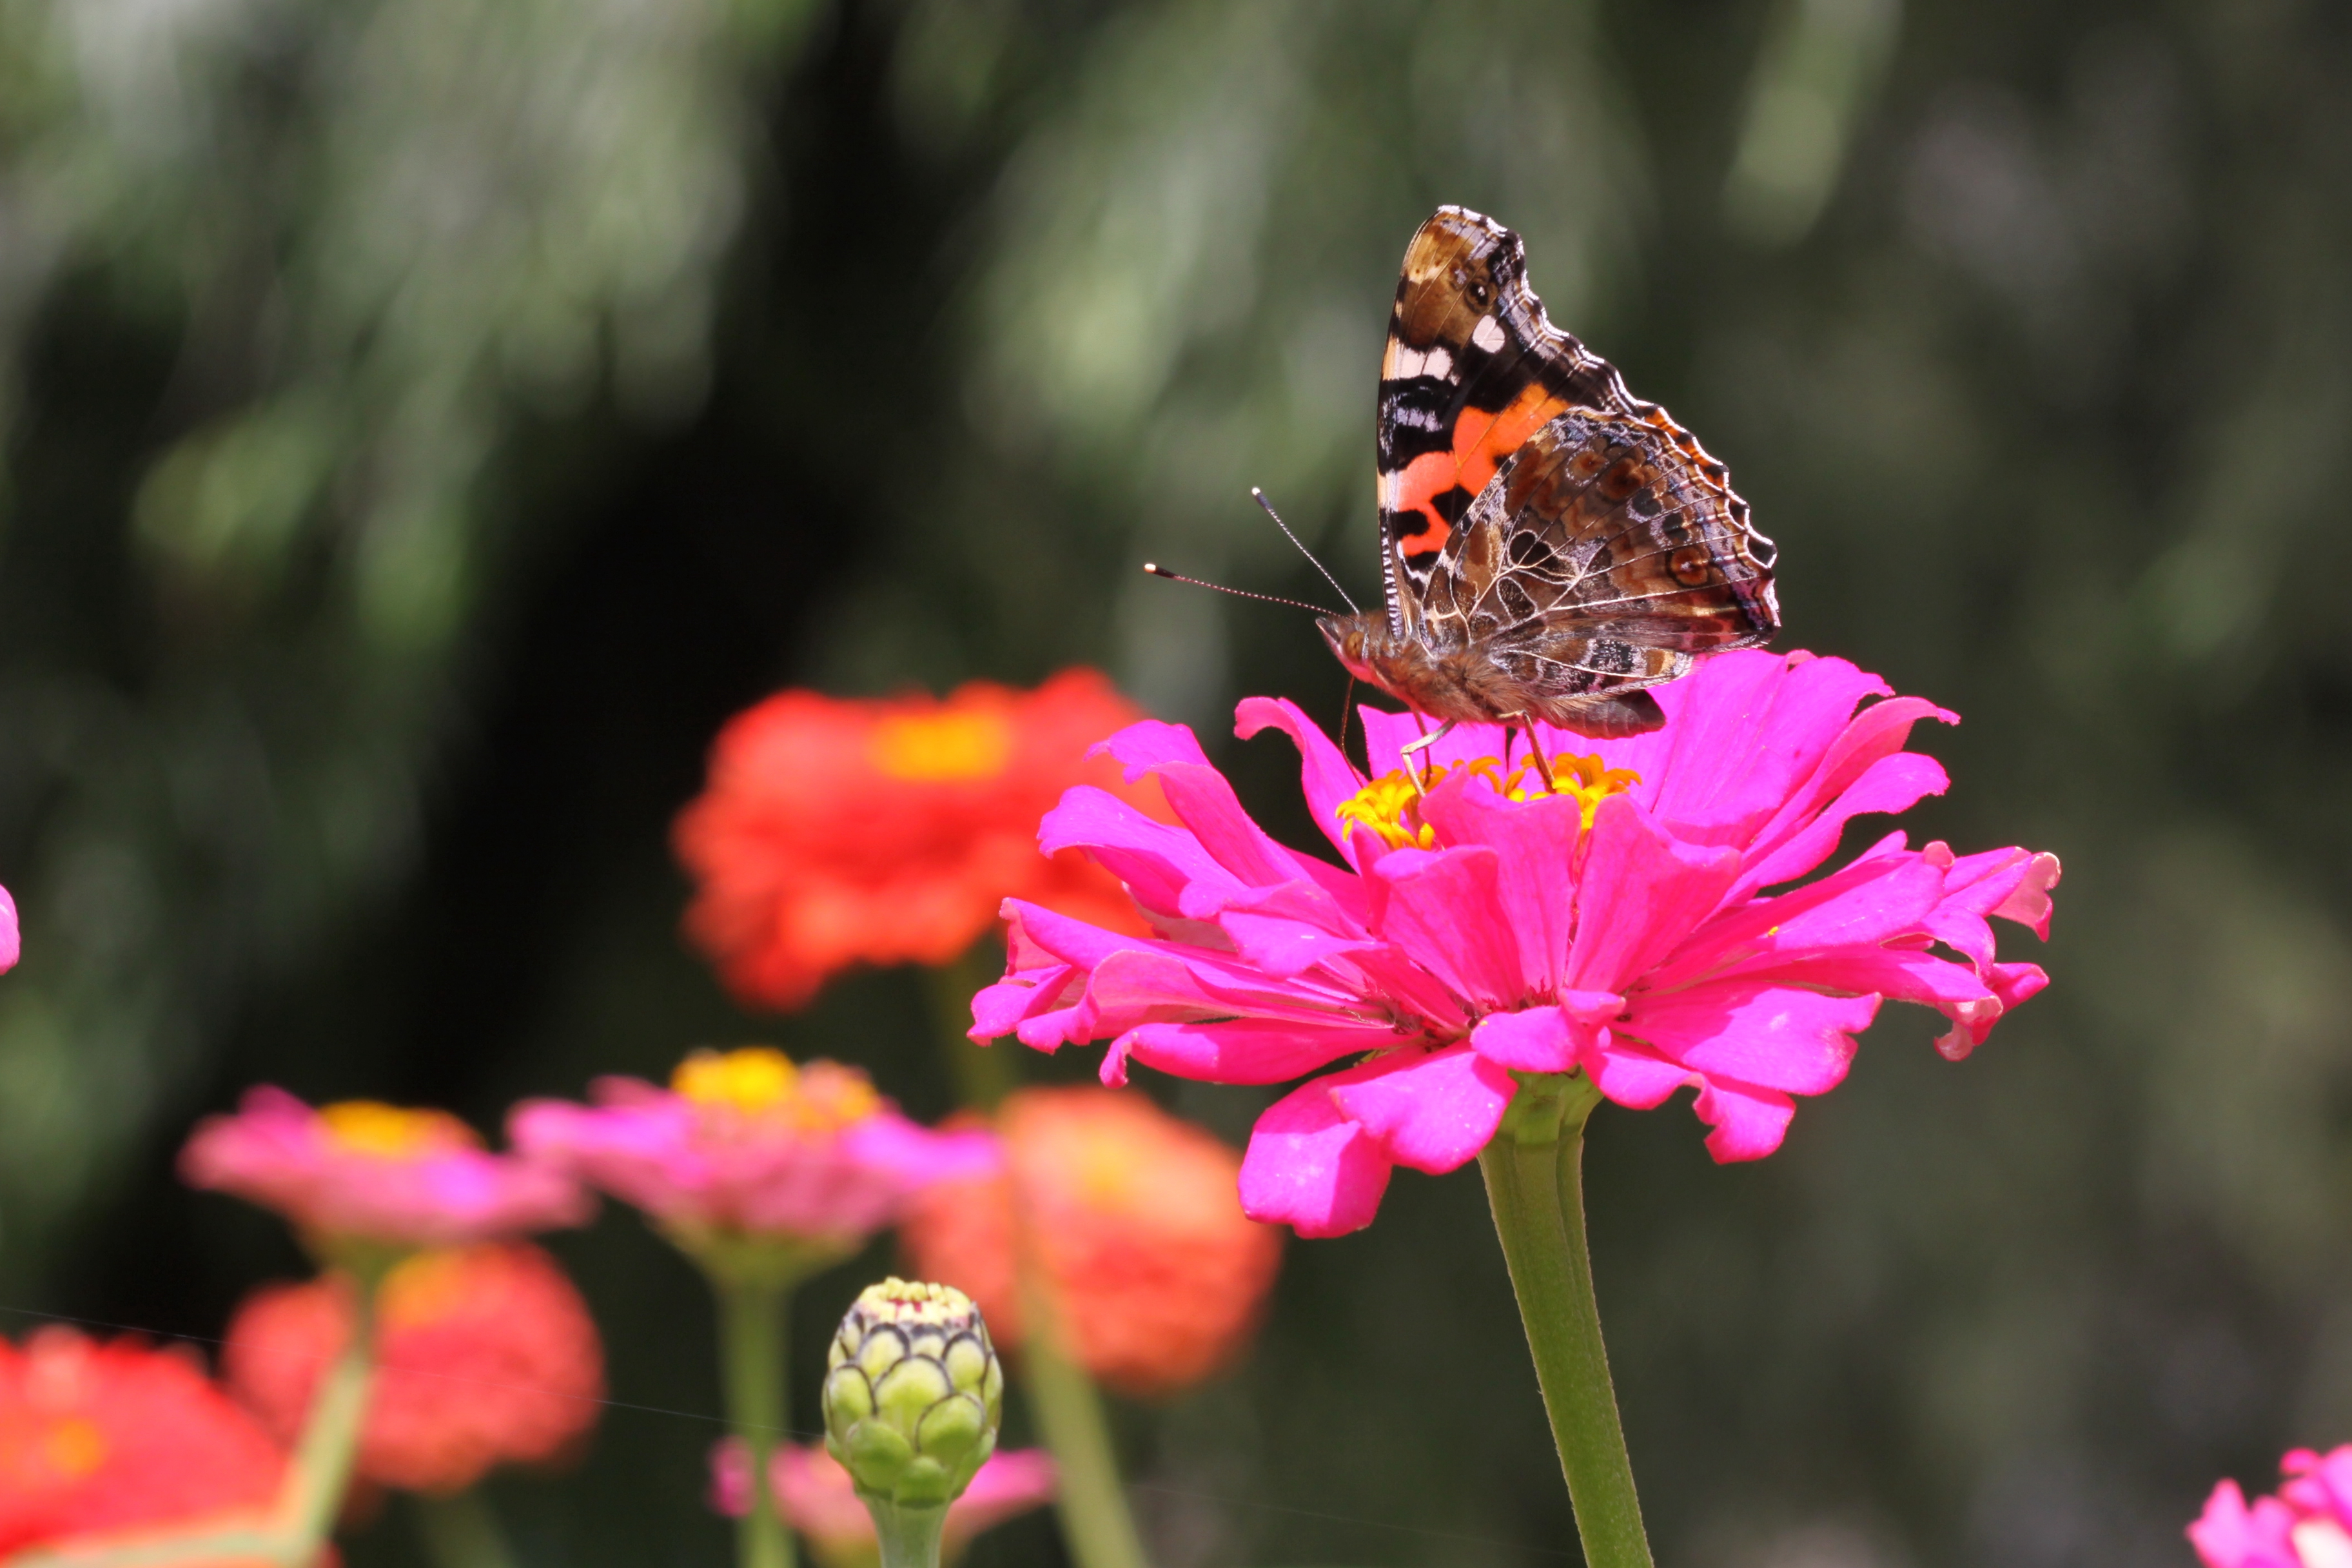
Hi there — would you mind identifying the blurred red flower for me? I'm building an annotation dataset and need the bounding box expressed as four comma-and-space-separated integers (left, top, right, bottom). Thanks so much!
0, 1328, 285, 1556
673, 670, 1160, 1009
224, 1242, 603, 1496
899, 1087, 1281, 1398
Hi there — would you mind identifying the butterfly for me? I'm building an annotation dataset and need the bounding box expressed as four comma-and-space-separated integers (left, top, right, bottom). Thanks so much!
1319, 206, 1779, 762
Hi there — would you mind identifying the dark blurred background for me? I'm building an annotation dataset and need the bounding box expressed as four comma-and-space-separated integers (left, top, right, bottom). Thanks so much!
1, 0, 2347, 1563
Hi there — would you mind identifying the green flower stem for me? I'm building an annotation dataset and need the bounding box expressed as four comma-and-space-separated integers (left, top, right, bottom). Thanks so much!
412, 1489, 521, 1568
720, 1276, 796, 1568
866, 1499, 950, 1568
1015, 1264, 1150, 1568
282, 1264, 388, 1559
1476, 1072, 1653, 1568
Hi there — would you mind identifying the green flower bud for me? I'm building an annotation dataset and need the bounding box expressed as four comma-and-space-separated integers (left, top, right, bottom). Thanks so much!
823, 1278, 1003, 1511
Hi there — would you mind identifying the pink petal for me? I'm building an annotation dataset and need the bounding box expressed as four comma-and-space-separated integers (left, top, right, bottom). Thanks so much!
1096, 718, 1213, 779
1624, 981, 1877, 1096
2282, 1444, 2352, 1529
1038, 785, 1232, 920
2188, 1480, 2304, 1568
1098, 727, 1314, 890
1730, 694, 1959, 895
1926, 845, 2062, 968
1933, 961, 2048, 1061
1691, 1074, 1798, 1162
0, 883, 17, 972
1325, 1044, 1517, 1175
1236, 697, 1371, 863
1109, 1017, 1404, 1086
1418, 776, 1585, 997
1613, 652, 1899, 846
1583, 1035, 1696, 1110
1564, 795, 1742, 995
1990, 851, 2062, 937
1471, 992, 1622, 1074
1238, 1076, 1394, 1237
1647, 840, 1947, 994
1731, 749, 1951, 899
1366, 847, 1525, 1009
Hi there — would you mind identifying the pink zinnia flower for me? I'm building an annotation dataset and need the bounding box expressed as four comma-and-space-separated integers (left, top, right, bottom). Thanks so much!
974, 650, 2059, 1237
2192, 1447, 2352, 1568
179, 1088, 591, 1250
710, 1440, 1054, 1567
510, 1048, 998, 1250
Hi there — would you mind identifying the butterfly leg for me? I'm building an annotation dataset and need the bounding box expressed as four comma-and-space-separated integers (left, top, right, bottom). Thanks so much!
1509, 720, 1559, 794
1398, 718, 1456, 792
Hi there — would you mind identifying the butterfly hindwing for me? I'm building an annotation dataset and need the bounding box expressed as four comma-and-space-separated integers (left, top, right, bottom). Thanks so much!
1416, 408, 1778, 721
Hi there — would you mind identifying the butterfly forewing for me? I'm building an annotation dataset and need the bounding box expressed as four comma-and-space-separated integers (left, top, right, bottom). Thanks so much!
1376, 207, 1637, 628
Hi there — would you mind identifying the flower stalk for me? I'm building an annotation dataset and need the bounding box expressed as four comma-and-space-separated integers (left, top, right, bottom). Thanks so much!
1478, 1072, 1652, 1568
718, 1275, 796, 1568
412, 1489, 522, 1568
868, 1500, 950, 1568
277, 1256, 392, 1560
1012, 1255, 1150, 1568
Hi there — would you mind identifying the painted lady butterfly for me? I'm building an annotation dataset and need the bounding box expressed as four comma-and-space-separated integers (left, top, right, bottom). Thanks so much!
1320, 206, 1779, 747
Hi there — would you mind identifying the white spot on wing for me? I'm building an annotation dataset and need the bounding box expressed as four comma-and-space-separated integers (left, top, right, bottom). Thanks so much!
1389, 346, 1425, 378
1471, 315, 1506, 353
1423, 346, 1453, 380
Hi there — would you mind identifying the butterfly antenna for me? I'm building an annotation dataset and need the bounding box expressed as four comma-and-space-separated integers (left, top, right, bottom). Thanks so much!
1252, 489, 1360, 615
1141, 564, 1335, 616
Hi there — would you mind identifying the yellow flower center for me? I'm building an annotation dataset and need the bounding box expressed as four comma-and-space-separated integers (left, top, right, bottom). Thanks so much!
318, 1101, 477, 1159
1334, 752, 1642, 850
1071, 1126, 1141, 1208
868, 710, 1014, 783
41, 1417, 106, 1479
671, 1047, 881, 1133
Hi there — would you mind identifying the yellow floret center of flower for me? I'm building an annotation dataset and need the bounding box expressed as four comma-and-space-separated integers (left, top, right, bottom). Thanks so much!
40, 1417, 106, 1479
672, 1047, 881, 1132
319, 1101, 478, 1158
378, 1247, 476, 1331
869, 710, 1014, 783
1334, 752, 1642, 849
1071, 1126, 1141, 1208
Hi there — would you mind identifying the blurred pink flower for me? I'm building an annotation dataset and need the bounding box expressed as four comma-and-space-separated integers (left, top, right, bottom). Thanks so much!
975, 650, 2059, 1237
0, 883, 18, 973
179, 1088, 591, 1250
710, 1440, 1053, 1567
509, 1048, 997, 1249
2192, 1446, 2352, 1568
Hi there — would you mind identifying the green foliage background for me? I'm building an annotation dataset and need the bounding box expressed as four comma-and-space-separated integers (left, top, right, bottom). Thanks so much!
1, 0, 2348, 1563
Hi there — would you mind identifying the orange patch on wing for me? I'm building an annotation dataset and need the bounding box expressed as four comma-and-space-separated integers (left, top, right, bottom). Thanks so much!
1391, 382, 1572, 558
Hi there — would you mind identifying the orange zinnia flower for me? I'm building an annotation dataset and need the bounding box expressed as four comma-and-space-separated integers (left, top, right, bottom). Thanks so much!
899, 1088, 1282, 1398
673, 669, 1158, 1010
224, 1242, 603, 1496
0, 1329, 285, 1556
